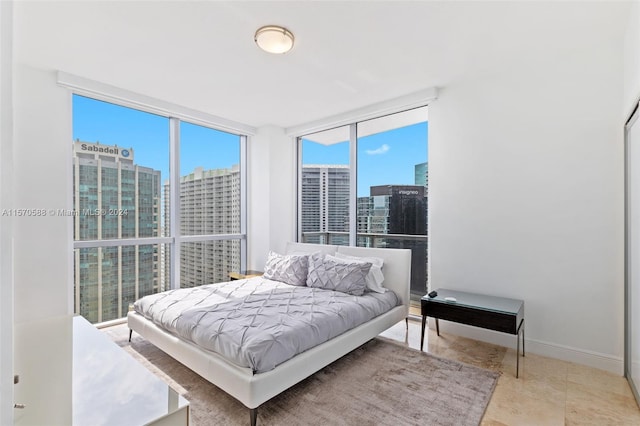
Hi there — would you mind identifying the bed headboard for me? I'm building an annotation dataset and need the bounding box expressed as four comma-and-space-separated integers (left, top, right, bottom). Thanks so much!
284, 242, 412, 308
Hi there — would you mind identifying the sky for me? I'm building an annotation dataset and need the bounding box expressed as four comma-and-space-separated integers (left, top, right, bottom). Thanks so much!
73, 95, 427, 195
72, 95, 240, 184
302, 122, 428, 196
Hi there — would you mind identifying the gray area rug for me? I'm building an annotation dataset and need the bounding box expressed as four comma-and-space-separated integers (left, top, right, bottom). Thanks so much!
105, 324, 499, 426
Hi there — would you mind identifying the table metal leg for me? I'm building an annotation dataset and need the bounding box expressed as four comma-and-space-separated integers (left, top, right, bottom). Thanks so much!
522, 320, 525, 356
420, 315, 426, 351
517, 330, 520, 378
516, 319, 525, 378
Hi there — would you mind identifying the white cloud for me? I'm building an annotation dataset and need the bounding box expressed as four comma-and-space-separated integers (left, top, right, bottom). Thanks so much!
365, 144, 390, 155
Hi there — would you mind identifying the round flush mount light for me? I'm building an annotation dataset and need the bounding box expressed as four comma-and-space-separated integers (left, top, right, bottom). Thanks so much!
254, 25, 295, 54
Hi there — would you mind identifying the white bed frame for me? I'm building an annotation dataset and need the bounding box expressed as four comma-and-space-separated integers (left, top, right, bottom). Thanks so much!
127, 242, 411, 425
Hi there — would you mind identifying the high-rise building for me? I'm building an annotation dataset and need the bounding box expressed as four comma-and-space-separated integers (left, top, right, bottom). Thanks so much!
300, 165, 350, 245
73, 141, 161, 323
357, 185, 427, 296
415, 162, 429, 230
164, 166, 241, 288
357, 185, 427, 235
163, 180, 171, 291
414, 162, 428, 189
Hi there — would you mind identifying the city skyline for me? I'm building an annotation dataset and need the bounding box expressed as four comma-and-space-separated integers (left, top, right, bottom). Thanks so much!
73, 95, 427, 196
72, 95, 429, 323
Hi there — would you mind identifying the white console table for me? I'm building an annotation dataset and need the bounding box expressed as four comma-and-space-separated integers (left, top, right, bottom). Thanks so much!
14, 315, 189, 426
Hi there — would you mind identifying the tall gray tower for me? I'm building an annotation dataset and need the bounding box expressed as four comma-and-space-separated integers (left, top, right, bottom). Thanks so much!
73, 141, 161, 323
164, 166, 241, 288
300, 165, 350, 245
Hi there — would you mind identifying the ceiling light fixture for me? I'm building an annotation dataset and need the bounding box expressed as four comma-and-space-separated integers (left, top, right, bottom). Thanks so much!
254, 25, 295, 54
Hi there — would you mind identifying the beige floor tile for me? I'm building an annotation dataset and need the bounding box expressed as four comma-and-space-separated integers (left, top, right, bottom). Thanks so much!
565, 381, 640, 425
502, 349, 569, 389
483, 373, 566, 426
393, 319, 640, 425
567, 362, 636, 398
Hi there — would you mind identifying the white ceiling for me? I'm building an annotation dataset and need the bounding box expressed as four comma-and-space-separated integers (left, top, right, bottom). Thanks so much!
14, 1, 631, 130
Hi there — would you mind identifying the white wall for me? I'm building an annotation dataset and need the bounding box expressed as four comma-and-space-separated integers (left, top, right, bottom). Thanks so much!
268, 128, 297, 253
625, 1, 640, 118
248, 125, 297, 270
428, 36, 624, 373
0, 1, 14, 423
247, 127, 272, 269
13, 65, 73, 323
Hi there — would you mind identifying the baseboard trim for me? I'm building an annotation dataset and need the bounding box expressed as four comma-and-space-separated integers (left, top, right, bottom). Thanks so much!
428, 320, 623, 375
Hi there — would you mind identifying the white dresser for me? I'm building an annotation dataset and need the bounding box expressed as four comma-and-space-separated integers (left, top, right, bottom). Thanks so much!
14, 315, 189, 426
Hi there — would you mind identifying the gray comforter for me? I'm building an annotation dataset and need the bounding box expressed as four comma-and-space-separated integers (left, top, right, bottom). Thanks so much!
134, 277, 399, 373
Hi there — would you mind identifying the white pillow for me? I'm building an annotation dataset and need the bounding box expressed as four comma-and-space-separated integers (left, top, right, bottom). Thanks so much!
329, 252, 386, 293
263, 251, 309, 286
307, 253, 370, 296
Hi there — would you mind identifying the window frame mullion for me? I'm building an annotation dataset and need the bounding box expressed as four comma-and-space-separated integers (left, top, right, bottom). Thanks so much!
240, 135, 248, 271
348, 124, 357, 247
169, 117, 181, 290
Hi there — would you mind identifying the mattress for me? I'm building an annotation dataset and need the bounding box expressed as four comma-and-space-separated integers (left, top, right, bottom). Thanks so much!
133, 277, 399, 373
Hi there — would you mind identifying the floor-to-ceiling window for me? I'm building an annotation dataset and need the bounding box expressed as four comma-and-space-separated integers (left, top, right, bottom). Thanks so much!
299, 125, 351, 246
72, 95, 246, 324
297, 107, 428, 299
357, 111, 428, 299
178, 123, 242, 288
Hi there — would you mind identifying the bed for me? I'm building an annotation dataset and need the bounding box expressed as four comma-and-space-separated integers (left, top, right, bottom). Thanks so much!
127, 242, 411, 425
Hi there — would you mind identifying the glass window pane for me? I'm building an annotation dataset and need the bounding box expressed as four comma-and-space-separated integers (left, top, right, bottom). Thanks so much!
75, 247, 99, 323
178, 123, 241, 236
356, 108, 428, 298
72, 95, 248, 322
74, 244, 167, 324
180, 240, 241, 288
300, 125, 350, 246
72, 95, 168, 240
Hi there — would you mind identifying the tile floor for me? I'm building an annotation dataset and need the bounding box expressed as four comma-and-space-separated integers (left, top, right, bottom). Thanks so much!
380, 318, 640, 425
